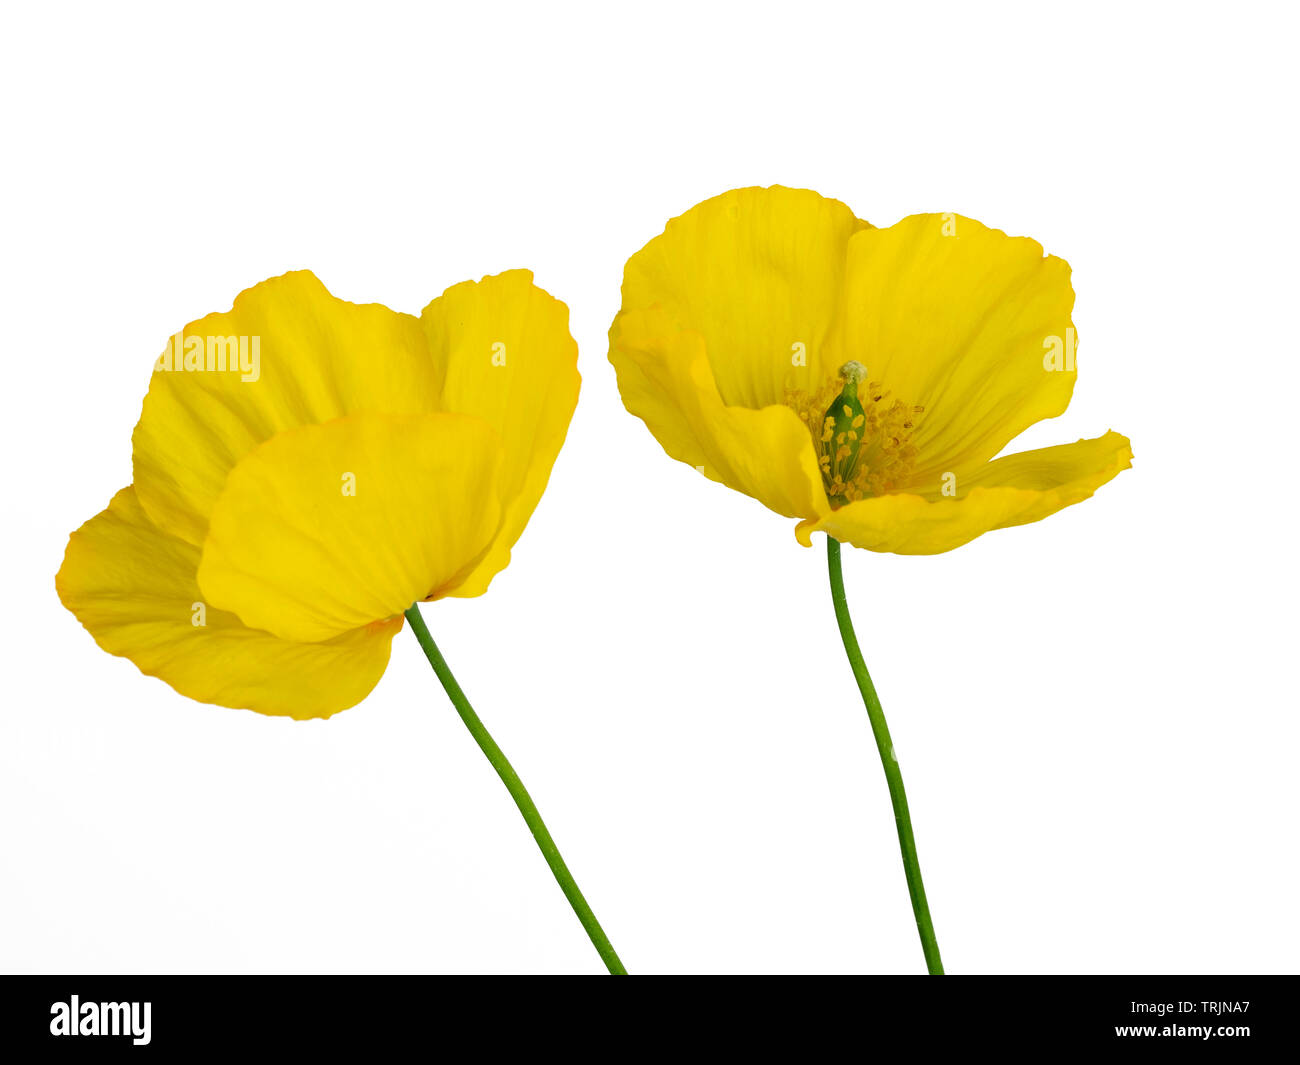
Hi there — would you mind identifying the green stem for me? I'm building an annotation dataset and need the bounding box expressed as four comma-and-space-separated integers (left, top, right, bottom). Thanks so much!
403, 603, 627, 975
825, 537, 944, 975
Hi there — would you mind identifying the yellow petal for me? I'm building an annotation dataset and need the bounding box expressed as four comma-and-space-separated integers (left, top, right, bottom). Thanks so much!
132, 271, 439, 547
421, 270, 580, 597
838, 214, 1079, 487
618, 185, 870, 409
197, 412, 503, 644
611, 305, 829, 520
795, 432, 1133, 554
55, 487, 399, 719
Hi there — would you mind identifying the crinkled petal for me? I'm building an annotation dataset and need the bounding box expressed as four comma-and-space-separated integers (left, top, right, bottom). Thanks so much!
55, 487, 399, 719
617, 185, 870, 410
132, 271, 440, 546
421, 270, 580, 597
197, 412, 504, 644
611, 306, 828, 520
795, 431, 1132, 554
838, 213, 1079, 486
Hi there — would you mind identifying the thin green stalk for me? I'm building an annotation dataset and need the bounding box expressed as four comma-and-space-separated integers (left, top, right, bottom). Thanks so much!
826, 537, 944, 974
403, 603, 626, 975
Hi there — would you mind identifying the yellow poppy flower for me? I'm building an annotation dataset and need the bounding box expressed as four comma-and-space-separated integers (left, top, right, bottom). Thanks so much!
609, 186, 1133, 975
609, 186, 1132, 552
56, 269, 580, 719
55, 270, 626, 973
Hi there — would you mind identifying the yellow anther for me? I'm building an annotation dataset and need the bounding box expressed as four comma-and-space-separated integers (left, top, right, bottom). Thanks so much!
783, 359, 922, 507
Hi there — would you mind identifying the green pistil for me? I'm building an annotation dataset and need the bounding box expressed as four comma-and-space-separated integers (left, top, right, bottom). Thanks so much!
823, 361, 868, 503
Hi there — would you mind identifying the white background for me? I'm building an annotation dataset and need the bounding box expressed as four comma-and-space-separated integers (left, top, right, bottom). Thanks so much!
2, 1, 1296, 975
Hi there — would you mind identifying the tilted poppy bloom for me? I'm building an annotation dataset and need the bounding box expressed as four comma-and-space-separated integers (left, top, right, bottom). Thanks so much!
58, 270, 577, 717
57, 270, 625, 973
609, 186, 1132, 972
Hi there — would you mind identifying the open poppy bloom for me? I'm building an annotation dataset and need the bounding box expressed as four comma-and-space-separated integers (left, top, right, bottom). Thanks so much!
608, 186, 1131, 553
56, 269, 579, 717
608, 186, 1133, 974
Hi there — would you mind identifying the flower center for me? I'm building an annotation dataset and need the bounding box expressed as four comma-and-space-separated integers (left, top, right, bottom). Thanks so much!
784, 361, 923, 506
